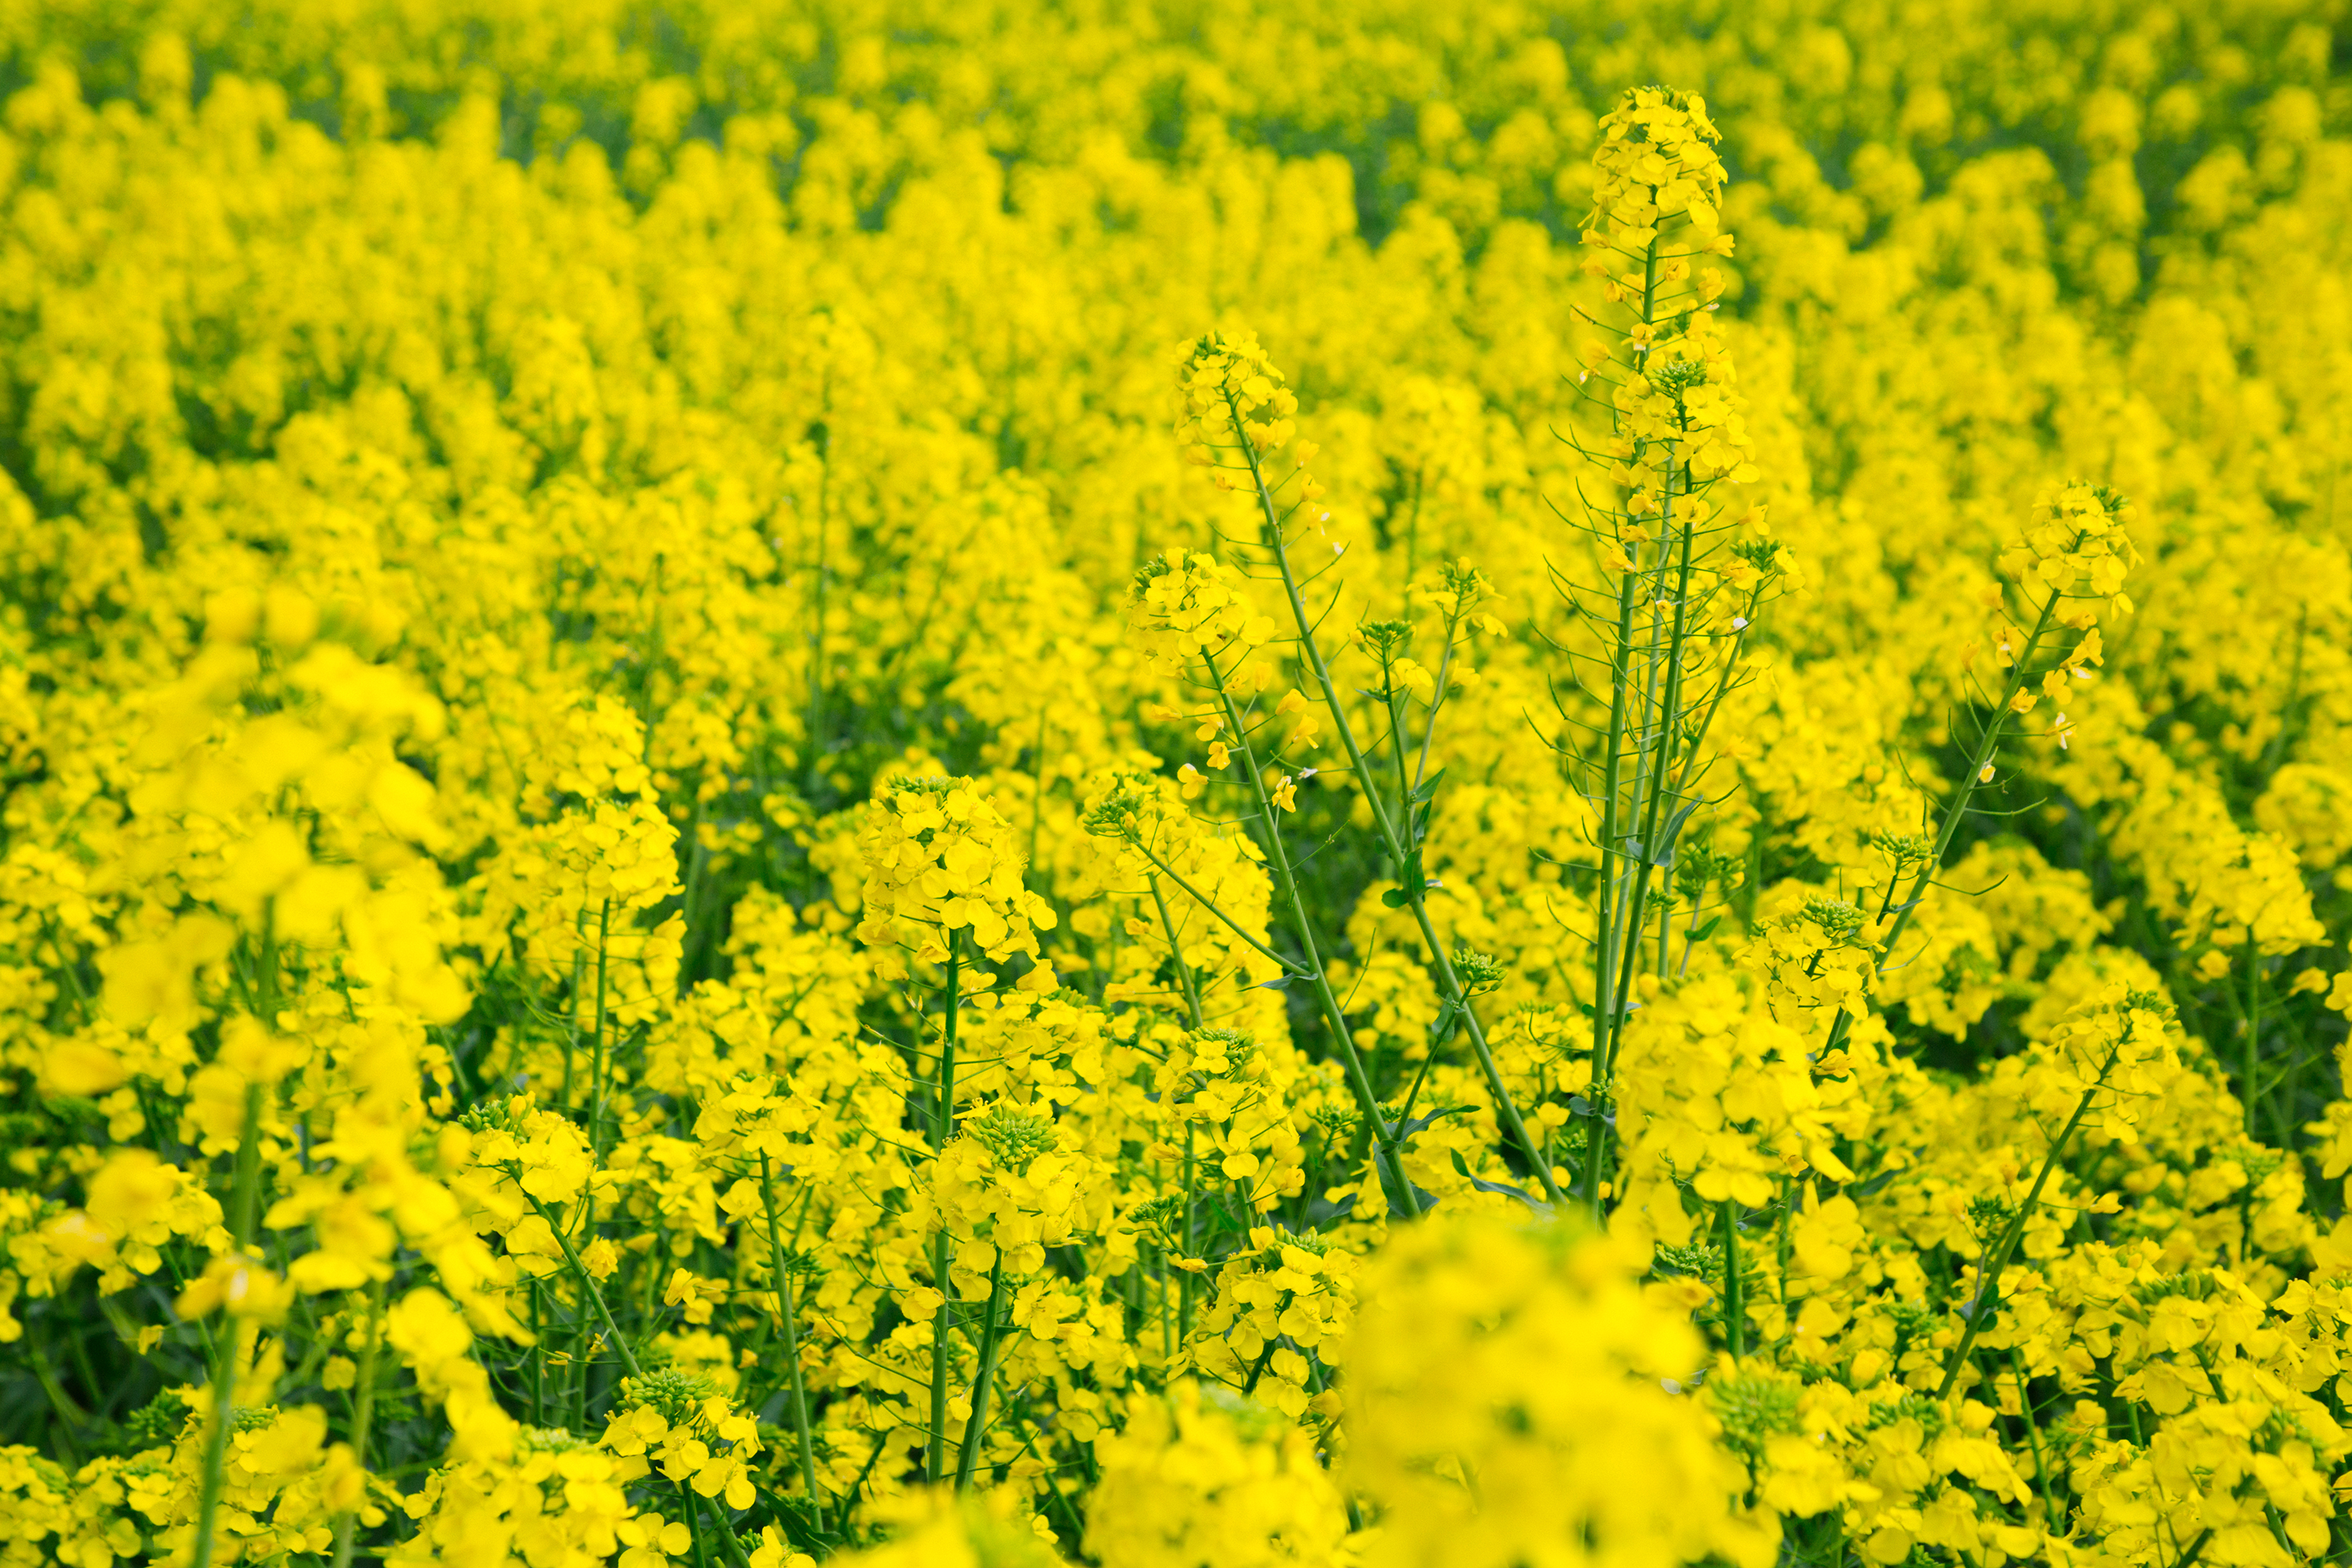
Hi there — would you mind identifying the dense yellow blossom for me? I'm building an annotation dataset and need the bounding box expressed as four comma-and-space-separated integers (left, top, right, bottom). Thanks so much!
0, 3, 2348, 1566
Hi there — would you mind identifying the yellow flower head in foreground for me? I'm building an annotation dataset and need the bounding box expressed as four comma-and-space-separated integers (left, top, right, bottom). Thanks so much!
1346, 1213, 1775, 1568
824, 1493, 1067, 1568
1086, 1380, 1348, 1568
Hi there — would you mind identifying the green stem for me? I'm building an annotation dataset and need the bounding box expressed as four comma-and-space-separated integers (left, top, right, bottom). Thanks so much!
683, 1479, 714, 1568
2241, 926, 2260, 1138
1196, 648, 1419, 1218
925, 938, 962, 1483
807, 410, 832, 785
1936, 1054, 2113, 1401
1179, 1126, 1198, 1339
953, 1250, 1009, 1491
1384, 675, 1414, 829
2009, 1346, 2063, 1533
1231, 416, 1554, 1204
758, 1156, 825, 1534
1583, 566, 1643, 1216
194, 909, 278, 1568
1410, 614, 1459, 796
1403, 467, 1423, 585
521, 1191, 642, 1379
1573, 230, 1675, 1211
328, 1278, 387, 1568
1028, 706, 1051, 873
1414, 912, 1565, 1203
1241, 1290, 1297, 1395
1775, 1178, 1794, 1308
29, 1326, 89, 1460
528, 1279, 543, 1426
1820, 578, 2071, 1064
1589, 452, 1698, 1212
560, 941, 586, 1113
588, 898, 612, 1154
1147, 873, 1207, 1030
1127, 838, 1307, 978
1720, 1200, 1745, 1359
1899, 586, 2066, 946
683, 1480, 757, 1568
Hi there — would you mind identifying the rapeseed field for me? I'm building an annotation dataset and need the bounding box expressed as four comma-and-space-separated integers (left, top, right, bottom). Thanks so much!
2, 2, 2350, 1565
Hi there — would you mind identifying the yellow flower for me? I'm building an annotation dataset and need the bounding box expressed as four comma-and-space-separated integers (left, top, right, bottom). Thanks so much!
1347, 1213, 1773, 1568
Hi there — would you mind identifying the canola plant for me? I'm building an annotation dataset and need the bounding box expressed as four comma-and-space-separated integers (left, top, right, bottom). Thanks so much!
1, 2, 2350, 1566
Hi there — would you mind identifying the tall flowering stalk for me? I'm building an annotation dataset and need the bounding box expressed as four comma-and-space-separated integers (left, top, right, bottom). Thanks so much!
1552, 87, 1790, 1214
1936, 986, 2174, 1401
1803, 483, 2140, 1062
1165, 335, 1567, 1209
855, 776, 1058, 1483
1118, 545, 1422, 1215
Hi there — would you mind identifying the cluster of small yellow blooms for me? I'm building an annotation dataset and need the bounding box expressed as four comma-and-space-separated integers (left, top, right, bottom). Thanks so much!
1084, 1381, 1348, 1568
0, 5, 2348, 1568
1346, 1215, 1773, 1568
855, 777, 1058, 966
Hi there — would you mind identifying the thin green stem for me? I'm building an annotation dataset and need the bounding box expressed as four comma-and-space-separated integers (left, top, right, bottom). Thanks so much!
528, 1279, 543, 1426
189, 1086, 263, 1568
1383, 676, 1414, 829
1180, 1126, 1198, 1338
1241, 1290, 1298, 1395
194, 909, 277, 1568
953, 1250, 1009, 1491
588, 898, 613, 1155
560, 941, 585, 1113
1820, 577, 2071, 1064
1147, 873, 1207, 1029
1410, 616, 1458, 796
1720, 1200, 1745, 1359
2009, 1346, 2063, 1532
1884, 586, 2067, 976
758, 1155, 824, 1534
328, 1278, 387, 1568
1413, 911, 1566, 1204
681, 1479, 756, 1568
1601, 456, 1698, 1057
1937, 1053, 2114, 1401
806, 411, 832, 785
2241, 926, 2260, 1138
1583, 566, 1642, 1215
683, 1479, 714, 1568
519, 1189, 642, 1379
1775, 1178, 1794, 1308
925, 938, 962, 1483
1127, 838, 1308, 978
1231, 407, 1557, 1204
1403, 468, 1423, 584
1196, 649, 1419, 1218
1576, 226, 1673, 1212
1027, 706, 1050, 872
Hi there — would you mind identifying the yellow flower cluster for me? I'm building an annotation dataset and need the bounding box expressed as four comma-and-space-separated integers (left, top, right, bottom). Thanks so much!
1345, 1215, 1771, 1568
856, 778, 1058, 966
0, 4, 2347, 1568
